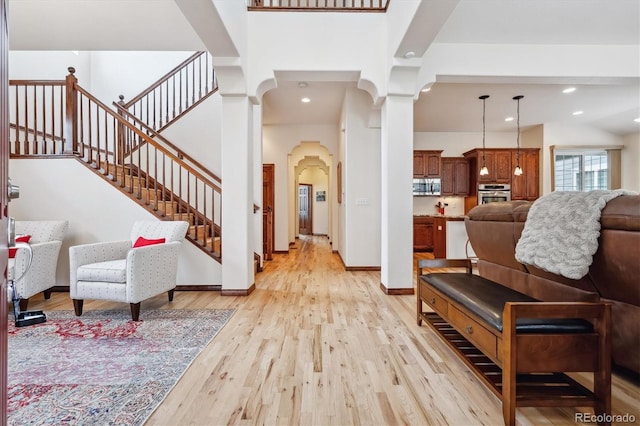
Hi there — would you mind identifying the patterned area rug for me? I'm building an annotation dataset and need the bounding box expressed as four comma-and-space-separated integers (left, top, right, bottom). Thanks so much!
7, 308, 235, 425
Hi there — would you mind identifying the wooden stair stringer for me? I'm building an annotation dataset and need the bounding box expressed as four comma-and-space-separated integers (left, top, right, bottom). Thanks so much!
77, 157, 222, 264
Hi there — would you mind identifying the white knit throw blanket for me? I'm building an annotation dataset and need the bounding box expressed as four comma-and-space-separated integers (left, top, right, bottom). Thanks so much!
515, 190, 636, 279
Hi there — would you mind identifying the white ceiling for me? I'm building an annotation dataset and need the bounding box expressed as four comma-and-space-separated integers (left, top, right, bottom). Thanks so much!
262, 1, 640, 135
8, 0, 640, 136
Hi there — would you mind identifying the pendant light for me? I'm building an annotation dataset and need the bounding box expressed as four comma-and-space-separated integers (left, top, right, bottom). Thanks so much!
513, 95, 524, 176
479, 95, 490, 176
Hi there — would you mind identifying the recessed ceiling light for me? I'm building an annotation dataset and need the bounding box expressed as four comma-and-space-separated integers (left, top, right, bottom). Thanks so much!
634, 117, 640, 123
572, 110, 584, 116
563, 87, 576, 94
421, 87, 431, 93
504, 117, 514, 122
301, 97, 311, 103
404, 51, 416, 59
298, 82, 308, 88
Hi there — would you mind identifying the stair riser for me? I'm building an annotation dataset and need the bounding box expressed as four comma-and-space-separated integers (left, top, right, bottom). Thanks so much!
153, 201, 179, 215
189, 225, 211, 240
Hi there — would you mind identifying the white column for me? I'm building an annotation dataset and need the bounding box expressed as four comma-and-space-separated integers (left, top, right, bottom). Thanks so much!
380, 94, 414, 292
221, 95, 254, 293
252, 103, 264, 265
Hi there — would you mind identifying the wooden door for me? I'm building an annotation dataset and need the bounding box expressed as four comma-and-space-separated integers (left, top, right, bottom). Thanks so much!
1, 0, 10, 419
262, 164, 274, 261
298, 184, 312, 235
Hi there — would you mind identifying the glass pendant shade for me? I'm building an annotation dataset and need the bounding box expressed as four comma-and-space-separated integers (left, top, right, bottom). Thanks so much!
479, 95, 490, 176
513, 95, 524, 176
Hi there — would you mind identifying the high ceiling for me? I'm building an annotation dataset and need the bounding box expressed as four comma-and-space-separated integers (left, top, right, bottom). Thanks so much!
262, 1, 640, 135
8, 0, 640, 136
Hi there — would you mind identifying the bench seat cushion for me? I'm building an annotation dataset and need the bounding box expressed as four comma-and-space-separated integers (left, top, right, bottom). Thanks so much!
421, 273, 593, 334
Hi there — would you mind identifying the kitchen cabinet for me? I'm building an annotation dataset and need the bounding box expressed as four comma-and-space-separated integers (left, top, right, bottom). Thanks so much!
463, 149, 512, 183
413, 216, 434, 252
433, 216, 447, 258
413, 150, 442, 178
511, 149, 540, 201
462, 148, 540, 213
441, 157, 470, 196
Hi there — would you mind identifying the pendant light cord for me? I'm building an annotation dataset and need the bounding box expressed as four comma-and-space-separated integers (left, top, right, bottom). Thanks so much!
479, 95, 489, 167
514, 95, 523, 166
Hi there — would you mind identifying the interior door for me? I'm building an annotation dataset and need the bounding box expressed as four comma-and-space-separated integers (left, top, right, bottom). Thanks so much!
262, 164, 274, 261
1, 0, 11, 420
298, 184, 312, 235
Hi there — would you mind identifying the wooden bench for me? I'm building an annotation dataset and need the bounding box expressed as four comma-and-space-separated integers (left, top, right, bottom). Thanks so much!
416, 259, 612, 426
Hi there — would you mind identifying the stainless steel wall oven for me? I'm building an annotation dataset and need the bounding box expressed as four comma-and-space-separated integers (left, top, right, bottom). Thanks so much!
477, 183, 511, 205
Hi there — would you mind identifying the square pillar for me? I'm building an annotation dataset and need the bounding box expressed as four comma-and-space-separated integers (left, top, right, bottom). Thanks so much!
380, 95, 414, 294
221, 95, 255, 294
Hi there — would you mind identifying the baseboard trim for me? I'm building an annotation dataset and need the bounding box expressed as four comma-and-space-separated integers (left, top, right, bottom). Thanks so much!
345, 266, 381, 271
221, 283, 256, 296
379, 282, 414, 295
176, 285, 221, 291
52, 285, 222, 293
335, 252, 381, 271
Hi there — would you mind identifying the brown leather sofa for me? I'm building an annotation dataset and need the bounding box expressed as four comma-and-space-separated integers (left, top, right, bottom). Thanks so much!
464, 195, 640, 377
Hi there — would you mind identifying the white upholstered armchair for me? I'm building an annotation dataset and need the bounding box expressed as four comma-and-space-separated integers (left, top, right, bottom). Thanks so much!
8, 220, 69, 310
69, 220, 189, 321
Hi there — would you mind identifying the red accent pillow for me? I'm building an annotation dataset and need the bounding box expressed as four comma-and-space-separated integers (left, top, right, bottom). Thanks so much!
9, 235, 31, 258
133, 236, 166, 248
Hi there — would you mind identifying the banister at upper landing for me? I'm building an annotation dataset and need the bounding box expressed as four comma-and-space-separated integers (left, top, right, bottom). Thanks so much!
248, 0, 390, 12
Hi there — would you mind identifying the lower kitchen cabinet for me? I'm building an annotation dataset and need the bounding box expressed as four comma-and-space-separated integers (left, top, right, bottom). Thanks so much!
433, 217, 447, 258
413, 216, 434, 252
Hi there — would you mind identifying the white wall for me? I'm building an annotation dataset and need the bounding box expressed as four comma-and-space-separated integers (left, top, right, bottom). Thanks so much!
89, 51, 194, 105
342, 88, 380, 267
9, 51, 194, 104
9, 158, 221, 287
160, 92, 223, 176
247, 12, 386, 99
9, 51, 91, 83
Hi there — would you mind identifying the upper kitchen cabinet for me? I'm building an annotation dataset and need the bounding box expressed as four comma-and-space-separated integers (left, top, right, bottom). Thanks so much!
441, 157, 470, 196
413, 150, 443, 178
463, 148, 512, 183
511, 149, 540, 201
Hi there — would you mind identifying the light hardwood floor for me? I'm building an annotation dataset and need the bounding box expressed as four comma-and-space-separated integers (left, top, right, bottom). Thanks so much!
28, 235, 639, 425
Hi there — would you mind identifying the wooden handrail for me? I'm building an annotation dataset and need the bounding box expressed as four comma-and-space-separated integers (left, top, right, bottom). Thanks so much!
9, 67, 223, 262
76, 85, 222, 191
119, 51, 217, 133
121, 52, 206, 108
113, 102, 221, 186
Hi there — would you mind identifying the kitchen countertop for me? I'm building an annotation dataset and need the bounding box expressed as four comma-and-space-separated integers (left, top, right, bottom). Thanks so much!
414, 214, 467, 221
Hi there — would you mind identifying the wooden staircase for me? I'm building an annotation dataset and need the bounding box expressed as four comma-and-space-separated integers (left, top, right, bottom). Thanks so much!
106, 162, 221, 259
8, 62, 229, 267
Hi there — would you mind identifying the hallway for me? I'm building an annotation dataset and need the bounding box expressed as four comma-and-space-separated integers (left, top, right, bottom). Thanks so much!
26, 236, 640, 425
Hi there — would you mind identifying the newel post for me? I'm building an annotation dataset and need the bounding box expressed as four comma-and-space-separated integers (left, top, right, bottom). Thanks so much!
64, 67, 78, 154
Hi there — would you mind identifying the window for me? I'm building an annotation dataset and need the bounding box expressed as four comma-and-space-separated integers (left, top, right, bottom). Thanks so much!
551, 146, 622, 192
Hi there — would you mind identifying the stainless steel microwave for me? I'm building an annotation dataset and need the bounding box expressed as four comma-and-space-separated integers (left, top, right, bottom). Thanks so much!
413, 178, 441, 196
